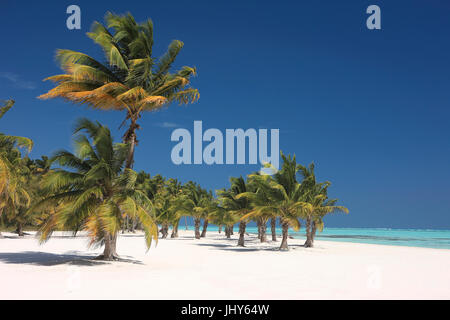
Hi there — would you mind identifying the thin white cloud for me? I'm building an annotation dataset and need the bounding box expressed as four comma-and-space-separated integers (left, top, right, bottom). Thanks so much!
155, 122, 179, 128
0, 72, 37, 90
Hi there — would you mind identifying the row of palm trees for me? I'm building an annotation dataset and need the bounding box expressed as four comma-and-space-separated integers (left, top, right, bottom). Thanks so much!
0, 12, 348, 260
0, 99, 347, 260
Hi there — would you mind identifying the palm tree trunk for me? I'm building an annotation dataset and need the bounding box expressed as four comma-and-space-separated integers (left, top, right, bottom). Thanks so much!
225, 226, 231, 238
124, 117, 138, 169
260, 219, 267, 243
230, 225, 234, 235
280, 221, 289, 250
304, 217, 313, 248
271, 218, 277, 241
100, 233, 118, 260
161, 223, 169, 239
171, 222, 179, 238
194, 218, 201, 239
218, 225, 222, 233
16, 222, 24, 237
130, 218, 137, 233
201, 219, 208, 237
237, 221, 246, 246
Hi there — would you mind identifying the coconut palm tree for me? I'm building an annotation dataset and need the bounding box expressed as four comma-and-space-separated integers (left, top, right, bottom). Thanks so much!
0, 99, 33, 238
0, 155, 32, 237
238, 153, 306, 250
297, 163, 349, 247
152, 178, 183, 238
218, 176, 255, 247
235, 177, 274, 243
165, 178, 183, 238
38, 12, 199, 169
33, 118, 158, 260
173, 181, 212, 239
301, 181, 349, 247
209, 204, 238, 239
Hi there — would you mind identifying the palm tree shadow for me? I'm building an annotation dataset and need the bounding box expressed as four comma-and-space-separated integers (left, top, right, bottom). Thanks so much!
0, 251, 131, 266
194, 243, 278, 252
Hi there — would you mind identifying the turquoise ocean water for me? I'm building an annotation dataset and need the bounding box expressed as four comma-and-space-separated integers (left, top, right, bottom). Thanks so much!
184, 225, 450, 249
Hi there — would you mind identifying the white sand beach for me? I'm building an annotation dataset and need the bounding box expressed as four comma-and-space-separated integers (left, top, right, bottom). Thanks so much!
0, 230, 449, 300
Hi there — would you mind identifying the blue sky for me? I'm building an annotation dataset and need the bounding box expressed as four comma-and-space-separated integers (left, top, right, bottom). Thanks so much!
1, 0, 449, 229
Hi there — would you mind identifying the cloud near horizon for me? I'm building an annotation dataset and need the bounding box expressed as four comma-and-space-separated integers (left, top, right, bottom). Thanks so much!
0, 72, 37, 90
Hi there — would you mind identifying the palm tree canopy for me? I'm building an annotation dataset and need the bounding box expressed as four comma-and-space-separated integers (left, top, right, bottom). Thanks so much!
34, 118, 158, 249
38, 12, 199, 121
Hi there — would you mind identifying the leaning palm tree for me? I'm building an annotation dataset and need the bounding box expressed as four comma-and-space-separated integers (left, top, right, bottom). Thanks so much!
38, 12, 199, 169
33, 118, 158, 260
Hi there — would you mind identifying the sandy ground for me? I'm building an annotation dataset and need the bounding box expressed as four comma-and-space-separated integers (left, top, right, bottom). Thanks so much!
0, 229, 449, 299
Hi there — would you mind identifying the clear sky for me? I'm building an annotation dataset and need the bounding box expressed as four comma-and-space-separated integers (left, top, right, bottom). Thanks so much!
1, 0, 449, 229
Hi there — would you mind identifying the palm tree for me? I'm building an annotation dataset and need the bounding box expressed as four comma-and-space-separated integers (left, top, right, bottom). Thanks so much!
0, 99, 33, 238
218, 176, 255, 247
34, 155, 52, 175
209, 204, 238, 239
302, 182, 349, 247
297, 163, 349, 247
165, 178, 183, 238
239, 153, 305, 250
38, 12, 199, 169
152, 178, 183, 239
235, 176, 274, 243
270, 218, 277, 241
33, 118, 158, 260
174, 182, 212, 239
0, 155, 32, 237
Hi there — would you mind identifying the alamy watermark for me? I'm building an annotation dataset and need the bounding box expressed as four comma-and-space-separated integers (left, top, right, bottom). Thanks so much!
170, 121, 279, 172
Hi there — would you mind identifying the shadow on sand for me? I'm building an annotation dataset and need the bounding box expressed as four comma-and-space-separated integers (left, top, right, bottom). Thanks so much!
194, 242, 281, 252
0, 251, 143, 266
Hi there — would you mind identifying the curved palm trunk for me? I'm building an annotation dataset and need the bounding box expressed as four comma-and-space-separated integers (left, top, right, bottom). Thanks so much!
201, 219, 208, 237
230, 225, 234, 235
279, 221, 289, 250
304, 217, 313, 248
100, 233, 119, 260
260, 219, 267, 243
237, 221, 246, 247
171, 222, 179, 238
218, 225, 222, 234
121, 216, 127, 234
271, 218, 277, 241
194, 218, 201, 239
